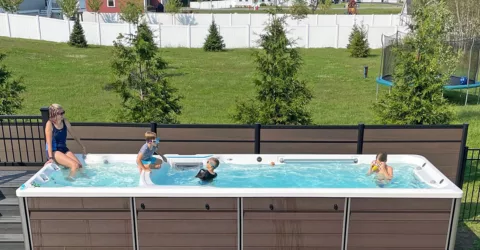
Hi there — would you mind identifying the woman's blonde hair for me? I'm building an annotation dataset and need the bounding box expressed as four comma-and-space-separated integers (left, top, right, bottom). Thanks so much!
49, 104, 64, 123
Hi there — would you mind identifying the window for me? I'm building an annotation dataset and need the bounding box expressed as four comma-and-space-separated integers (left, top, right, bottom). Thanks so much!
107, 0, 115, 7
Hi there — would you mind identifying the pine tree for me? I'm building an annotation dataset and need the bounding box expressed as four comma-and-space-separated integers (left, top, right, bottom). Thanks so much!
347, 23, 370, 58
373, 0, 457, 125
69, 18, 88, 48
233, 7, 313, 125
203, 20, 225, 52
108, 21, 183, 124
0, 53, 26, 115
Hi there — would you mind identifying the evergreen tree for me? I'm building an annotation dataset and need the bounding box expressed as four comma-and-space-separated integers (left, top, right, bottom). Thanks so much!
203, 20, 225, 52
347, 23, 370, 58
69, 18, 88, 48
233, 7, 313, 125
0, 53, 26, 115
108, 22, 183, 124
373, 0, 457, 125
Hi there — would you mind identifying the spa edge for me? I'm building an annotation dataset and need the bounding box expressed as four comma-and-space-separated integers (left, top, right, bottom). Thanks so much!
18, 196, 461, 250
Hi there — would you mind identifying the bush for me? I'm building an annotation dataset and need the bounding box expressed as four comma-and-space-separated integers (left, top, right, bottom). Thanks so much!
203, 20, 225, 52
69, 19, 88, 48
347, 23, 370, 58
233, 7, 313, 125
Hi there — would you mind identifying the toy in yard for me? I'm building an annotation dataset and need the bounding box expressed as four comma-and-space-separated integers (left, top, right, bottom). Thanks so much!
375, 31, 480, 105
347, 0, 357, 15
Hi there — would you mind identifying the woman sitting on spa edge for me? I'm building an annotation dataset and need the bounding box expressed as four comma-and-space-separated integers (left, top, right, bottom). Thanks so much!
45, 104, 87, 180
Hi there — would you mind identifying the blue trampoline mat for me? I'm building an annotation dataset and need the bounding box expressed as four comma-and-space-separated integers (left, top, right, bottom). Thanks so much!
376, 76, 480, 90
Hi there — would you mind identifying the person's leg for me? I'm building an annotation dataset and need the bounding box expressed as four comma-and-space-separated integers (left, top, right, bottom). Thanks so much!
65, 150, 83, 168
53, 151, 81, 179
141, 160, 152, 172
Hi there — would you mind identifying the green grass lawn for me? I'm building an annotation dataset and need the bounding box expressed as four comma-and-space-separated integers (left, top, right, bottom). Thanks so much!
1, 36, 480, 247
185, 3, 402, 14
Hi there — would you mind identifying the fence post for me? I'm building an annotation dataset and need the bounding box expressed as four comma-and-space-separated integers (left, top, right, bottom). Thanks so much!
37, 15, 42, 40
456, 123, 469, 187
457, 146, 469, 190
6, 13, 11, 37
40, 107, 49, 130
254, 123, 261, 154
305, 24, 309, 48
356, 123, 365, 154
150, 122, 157, 134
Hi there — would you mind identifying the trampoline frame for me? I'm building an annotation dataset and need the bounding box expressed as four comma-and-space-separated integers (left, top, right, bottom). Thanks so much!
375, 34, 480, 106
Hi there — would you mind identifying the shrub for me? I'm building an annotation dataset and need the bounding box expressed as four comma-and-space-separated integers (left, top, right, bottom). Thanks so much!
347, 23, 370, 58
203, 20, 226, 52
69, 18, 88, 48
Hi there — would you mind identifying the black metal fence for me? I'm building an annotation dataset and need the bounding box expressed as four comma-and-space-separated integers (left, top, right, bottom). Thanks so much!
0, 115, 45, 166
460, 147, 480, 222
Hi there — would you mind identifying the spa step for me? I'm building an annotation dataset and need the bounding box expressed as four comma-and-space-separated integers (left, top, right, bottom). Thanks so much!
0, 242, 25, 250
0, 234, 24, 242
0, 204, 20, 217
0, 216, 22, 234
0, 198, 18, 206
0, 197, 20, 217
0, 187, 17, 198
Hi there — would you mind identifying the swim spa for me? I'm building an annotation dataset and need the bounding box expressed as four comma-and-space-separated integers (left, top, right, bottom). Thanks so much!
17, 153, 463, 250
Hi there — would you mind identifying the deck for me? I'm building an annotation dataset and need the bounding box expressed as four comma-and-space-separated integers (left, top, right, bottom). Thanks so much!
0, 169, 38, 250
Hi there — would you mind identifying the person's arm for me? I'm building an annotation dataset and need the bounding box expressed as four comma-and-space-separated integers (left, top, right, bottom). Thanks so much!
64, 118, 86, 155
386, 166, 394, 180
45, 121, 53, 162
154, 146, 168, 162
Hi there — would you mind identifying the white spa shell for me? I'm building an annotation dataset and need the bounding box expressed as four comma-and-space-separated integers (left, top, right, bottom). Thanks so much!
16, 154, 463, 199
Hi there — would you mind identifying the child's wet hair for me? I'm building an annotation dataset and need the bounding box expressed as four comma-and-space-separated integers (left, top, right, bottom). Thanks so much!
376, 152, 387, 162
208, 157, 220, 169
144, 131, 156, 141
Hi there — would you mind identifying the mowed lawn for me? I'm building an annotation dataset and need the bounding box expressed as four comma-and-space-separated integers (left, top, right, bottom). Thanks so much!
1, 36, 480, 246
0, 36, 479, 146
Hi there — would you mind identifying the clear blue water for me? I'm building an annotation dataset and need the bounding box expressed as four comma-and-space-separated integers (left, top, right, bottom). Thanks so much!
39, 162, 431, 189
41, 163, 140, 188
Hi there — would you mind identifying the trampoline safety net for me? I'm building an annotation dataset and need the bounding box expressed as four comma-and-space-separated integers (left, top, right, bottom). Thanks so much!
379, 31, 480, 86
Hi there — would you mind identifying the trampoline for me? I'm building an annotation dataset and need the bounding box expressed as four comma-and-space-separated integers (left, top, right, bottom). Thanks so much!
376, 31, 480, 105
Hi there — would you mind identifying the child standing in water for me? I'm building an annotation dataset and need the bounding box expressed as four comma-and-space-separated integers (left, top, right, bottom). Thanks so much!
367, 153, 394, 181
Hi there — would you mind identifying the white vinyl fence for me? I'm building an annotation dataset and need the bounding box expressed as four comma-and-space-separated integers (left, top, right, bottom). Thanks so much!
82, 12, 404, 27
0, 13, 408, 48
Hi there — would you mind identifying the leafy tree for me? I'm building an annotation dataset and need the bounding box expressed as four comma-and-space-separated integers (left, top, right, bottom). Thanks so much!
165, 0, 181, 13
119, 0, 144, 25
203, 20, 225, 52
347, 23, 370, 58
0, 0, 23, 13
69, 18, 88, 48
0, 54, 26, 115
290, 0, 309, 20
373, 0, 457, 125
318, 0, 332, 14
87, 0, 103, 22
233, 7, 313, 125
109, 22, 183, 124
58, 0, 78, 20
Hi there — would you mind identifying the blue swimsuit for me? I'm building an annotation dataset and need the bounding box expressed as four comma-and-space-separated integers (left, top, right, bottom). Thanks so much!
45, 120, 69, 159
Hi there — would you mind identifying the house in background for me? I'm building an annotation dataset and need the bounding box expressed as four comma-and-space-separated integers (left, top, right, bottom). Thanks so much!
86, 0, 162, 13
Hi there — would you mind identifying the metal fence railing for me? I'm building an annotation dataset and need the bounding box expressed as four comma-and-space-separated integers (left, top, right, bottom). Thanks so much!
460, 147, 480, 222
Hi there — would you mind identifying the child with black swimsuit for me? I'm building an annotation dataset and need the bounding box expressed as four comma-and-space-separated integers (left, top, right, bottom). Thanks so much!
195, 157, 220, 181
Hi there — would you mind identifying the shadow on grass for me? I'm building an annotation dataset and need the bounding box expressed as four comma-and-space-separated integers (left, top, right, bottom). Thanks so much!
444, 89, 480, 106
456, 220, 480, 249
164, 72, 187, 78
